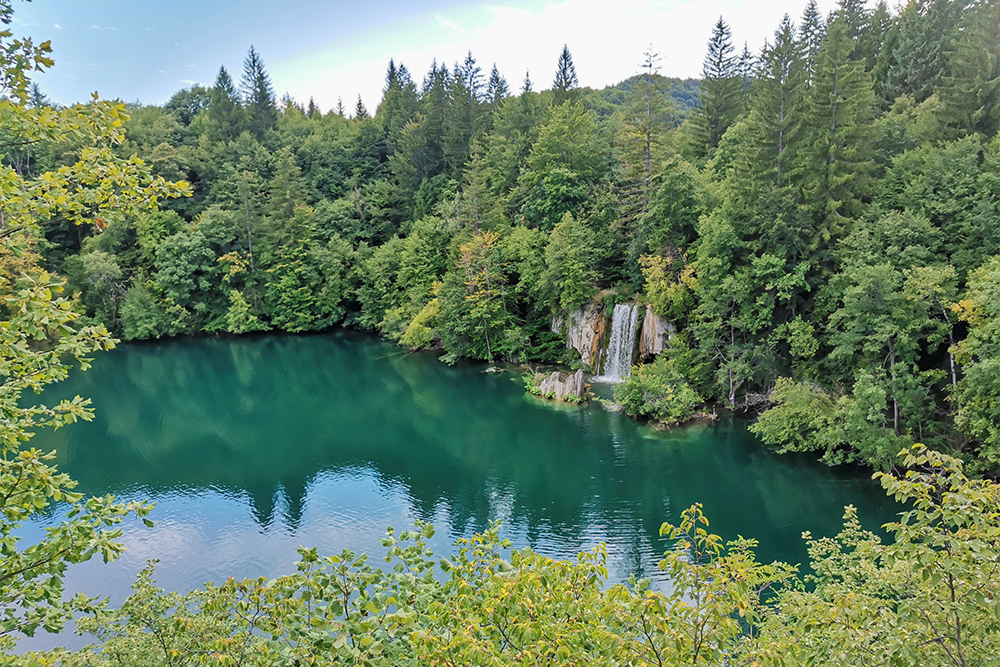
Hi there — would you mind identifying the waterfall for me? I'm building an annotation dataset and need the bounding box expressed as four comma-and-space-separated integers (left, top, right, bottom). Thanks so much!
592, 303, 639, 383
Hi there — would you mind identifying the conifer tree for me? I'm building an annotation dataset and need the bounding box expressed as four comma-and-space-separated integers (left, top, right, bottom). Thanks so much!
552, 45, 578, 104
522, 70, 533, 96
885, 0, 964, 103
937, 0, 1000, 137
751, 14, 805, 191
306, 97, 319, 118
487, 64, 510, 110
240, 46, 277, 140
336, 96, 345, 117
798, 0, 825, 86
690, 16, 742, 157
443, 52, 486, 172
207, 65, 244, 142
354, 95, 369, 120
797, 18, 876, 263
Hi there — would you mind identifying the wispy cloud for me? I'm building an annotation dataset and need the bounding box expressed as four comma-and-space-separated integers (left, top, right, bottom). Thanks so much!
180, 79, 198, 85
157, 68, 169, 75
89, 24, 118, 31
435, 14, 464, 32
53, 23, 63, 30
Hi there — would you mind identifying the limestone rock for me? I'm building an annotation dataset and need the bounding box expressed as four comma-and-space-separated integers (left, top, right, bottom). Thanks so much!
535, 369, 587, 401
555, 304, 607, 372
638, 306, 675, 361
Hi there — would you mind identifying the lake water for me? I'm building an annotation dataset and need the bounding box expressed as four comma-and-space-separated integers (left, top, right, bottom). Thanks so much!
22, 332, 896, 649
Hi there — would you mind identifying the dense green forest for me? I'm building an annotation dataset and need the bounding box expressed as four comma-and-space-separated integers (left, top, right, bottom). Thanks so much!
3, 0, 1000, 664
21, 0, 998, 476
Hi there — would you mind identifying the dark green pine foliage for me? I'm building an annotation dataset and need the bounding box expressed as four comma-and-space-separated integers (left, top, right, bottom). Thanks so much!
207, 65, 244, 142
738, 14, 806, 205
798, 0, 825, 86
552, 45, 579, 104
444, 52, 486, 173
884, 0, 964, 103
306, 97, 319, 118
690, 16, 742, 158
487, 64, 510, 110
240, 46, 277, 141
378, 60, 419, 154
938, 0, 1000, 138
837, 0, 872, 43
796, 17, 876, 266
418, 60, 449, 177
354, 95, 369, 120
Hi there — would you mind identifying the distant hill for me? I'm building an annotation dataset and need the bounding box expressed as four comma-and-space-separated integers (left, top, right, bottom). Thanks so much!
586, 74, 700, 124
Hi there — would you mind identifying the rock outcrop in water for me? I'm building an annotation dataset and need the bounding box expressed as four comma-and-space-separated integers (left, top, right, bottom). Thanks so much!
638, 305, 675, 361
553, 304, 607, 372
534, 369, 588, 402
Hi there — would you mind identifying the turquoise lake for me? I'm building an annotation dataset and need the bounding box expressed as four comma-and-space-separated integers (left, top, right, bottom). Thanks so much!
22, 332, 896, 648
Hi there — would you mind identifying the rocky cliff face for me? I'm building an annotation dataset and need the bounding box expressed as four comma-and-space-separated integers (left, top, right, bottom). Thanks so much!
553, 304, 607, 373
534, 369, 588, 401
638, 305, 675, 361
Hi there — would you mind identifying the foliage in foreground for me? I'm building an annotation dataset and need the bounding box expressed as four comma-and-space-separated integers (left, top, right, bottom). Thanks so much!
9, 446, 997, 667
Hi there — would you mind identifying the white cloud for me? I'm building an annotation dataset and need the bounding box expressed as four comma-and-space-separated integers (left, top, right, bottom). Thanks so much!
89, 24, 118, 31
158, 68, 169, 75
53, 23, 63, 30
435, 14, 465, 32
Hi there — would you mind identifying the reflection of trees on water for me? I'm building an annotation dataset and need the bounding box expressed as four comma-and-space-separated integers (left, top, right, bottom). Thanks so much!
34, 334, 894, 569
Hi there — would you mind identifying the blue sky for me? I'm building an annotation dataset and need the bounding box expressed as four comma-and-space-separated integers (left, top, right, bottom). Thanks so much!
11, 0, 834, 113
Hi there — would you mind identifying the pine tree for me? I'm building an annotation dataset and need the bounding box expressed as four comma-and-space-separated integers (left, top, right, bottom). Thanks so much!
552, 45, 578, 104
208, 65, 244, 142
306, 97, 319, 118
690, 16, 742, 157
240, 46, 277, 140
937, 0, 1000, 137
443, 51, 486, 172
885, 0, 964, 103
797, 18, 876, 263
378, 59, 419, 154
799, 0, 826, 86
521, 70, 533, 96
837, 0, 872, 43
617, 46, 672, 231
354, 95, 369, 120
335, 96, 345, 117
419, 60, 449, 176
753, 14, 806, 190
487, 64, 510, 110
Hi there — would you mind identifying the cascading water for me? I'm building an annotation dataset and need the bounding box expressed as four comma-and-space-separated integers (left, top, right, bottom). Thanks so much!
592, 303, 639, 383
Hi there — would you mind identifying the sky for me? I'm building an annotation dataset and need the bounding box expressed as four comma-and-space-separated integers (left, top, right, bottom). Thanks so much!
10, 0, 836, 114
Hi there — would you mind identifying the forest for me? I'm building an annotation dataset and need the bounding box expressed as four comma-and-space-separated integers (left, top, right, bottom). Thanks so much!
17, 0, 997, 476
2, 0, 1000, 663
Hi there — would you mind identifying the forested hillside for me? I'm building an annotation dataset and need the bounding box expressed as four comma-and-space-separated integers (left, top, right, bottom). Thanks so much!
17, 0, 1000, 474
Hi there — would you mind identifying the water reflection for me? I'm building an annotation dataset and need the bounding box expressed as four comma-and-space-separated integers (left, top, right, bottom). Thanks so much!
27, 333, 896, 614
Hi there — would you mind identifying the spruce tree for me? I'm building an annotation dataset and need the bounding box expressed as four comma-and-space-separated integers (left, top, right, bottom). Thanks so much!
799, 0, 825, 86
487, 64, 510, 110
208, 65, 244, 142
797, 18, 876, 263
885, 0, 964, 103
521, 70, 533, 96
937, 0, 1000, 137
335, 96, 345, 117
753, 14, 806, 190
354, 95, 369, 120
552, 45, 578, 104
240, 46, 277, 140
690, 16, 742, 157
306, 97, 319, 118
443, 52, 486, 172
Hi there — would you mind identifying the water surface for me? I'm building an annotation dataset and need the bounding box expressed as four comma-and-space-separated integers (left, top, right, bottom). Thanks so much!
24, 332, 895, 645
